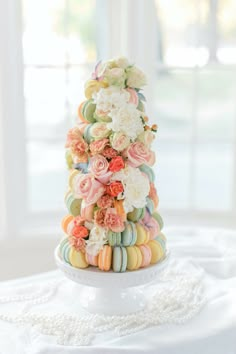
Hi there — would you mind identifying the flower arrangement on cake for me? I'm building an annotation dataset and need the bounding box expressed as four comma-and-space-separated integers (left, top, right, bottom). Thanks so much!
59, 57, 167, 272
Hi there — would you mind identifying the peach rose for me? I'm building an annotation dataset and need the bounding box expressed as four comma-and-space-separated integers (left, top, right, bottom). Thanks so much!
73, 173, 105, 206
110, 132, 130, 151
88, 154, 112, 183
109, 156, 125, 172
104, 208, 125, 232
97, 194, 114, 208
89, 138, 109, 155
106, 181, 124, 197
125, 141, 155, 167
70, 225, 89, 238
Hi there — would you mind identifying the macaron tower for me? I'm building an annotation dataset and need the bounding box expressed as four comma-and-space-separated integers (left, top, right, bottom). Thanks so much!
59, 57, 167, 272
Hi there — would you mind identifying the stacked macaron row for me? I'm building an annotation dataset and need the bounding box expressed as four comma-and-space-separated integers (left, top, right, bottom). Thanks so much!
59, 57, 167, 272
59, 208, 166, 272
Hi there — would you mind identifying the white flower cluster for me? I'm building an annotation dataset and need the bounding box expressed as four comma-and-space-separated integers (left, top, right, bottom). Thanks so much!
112, 165, 150, 212
85, 226, 108, 256
93, 86, 130, 114
93, 85, 144, 141
108, 104, 144, 141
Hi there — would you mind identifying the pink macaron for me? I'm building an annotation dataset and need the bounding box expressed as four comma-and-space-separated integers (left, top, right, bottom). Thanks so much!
139, 244, 152, 267
126, 88, 139, 106
85, 252, 98, 267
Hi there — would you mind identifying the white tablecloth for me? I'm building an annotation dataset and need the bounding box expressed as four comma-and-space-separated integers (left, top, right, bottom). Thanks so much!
0, 227, 236, 354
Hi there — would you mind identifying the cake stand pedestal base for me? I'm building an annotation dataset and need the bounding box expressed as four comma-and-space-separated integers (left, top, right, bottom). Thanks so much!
80, 286, 145, 315
55, 246, 170, 315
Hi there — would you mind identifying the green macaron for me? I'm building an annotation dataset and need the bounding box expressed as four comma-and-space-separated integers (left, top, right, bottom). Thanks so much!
152, 211, 164, 230
66, 194, 82, 217
112, 246, 127, 272
82, 100, 96, 123
108, 230, 121, 246
146, 197, 155, 214
127, 207, 145, 222
139, 164, 155, 182
121, 221, 137, 246
83, 124, 93, 143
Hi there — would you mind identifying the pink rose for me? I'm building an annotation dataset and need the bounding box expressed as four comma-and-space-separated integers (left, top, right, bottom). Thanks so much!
94, 208, 107, 228
89, 138, 109, 155
110, 132, 130, 151
125, 141, 155, 167
88, 154, 112, 184
73, 173, 105, 206
104, 208, 125, 232
97, 194, 114, 208
140, 210, 160, 239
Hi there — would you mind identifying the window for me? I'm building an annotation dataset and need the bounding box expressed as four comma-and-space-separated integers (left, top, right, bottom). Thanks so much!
153, 0, 236, 226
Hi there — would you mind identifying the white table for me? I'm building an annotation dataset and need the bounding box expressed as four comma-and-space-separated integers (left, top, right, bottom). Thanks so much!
0, 227, 236, 354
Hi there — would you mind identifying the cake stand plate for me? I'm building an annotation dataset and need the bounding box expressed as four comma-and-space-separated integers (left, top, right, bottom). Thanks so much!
55, 246, 170, 315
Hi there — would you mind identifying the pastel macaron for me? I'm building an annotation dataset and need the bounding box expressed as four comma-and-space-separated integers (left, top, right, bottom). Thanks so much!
139, 164, 155, 183
65, 193, 82, 217
127, 207, 145, 222
135, 223, 149, 245
83, 124, 93, 143
112, 246, 127, 272
155, 232, 167, 252
65, 150, 73, 169
139, 244, 152, 268
146, 197, 155, 215
61, 214, 74, 234
60, 238, 71, 264
69, 247, 89, 269
148, 240, 165, 264
81, 99, 96, 123
121, 221, 137, 246
152, 211, 164, 231
126, 246, 142, 271
98, 245, 112, 271
85, 252, 98, 267
108, 230, 121, 246
68, 169, 80, 189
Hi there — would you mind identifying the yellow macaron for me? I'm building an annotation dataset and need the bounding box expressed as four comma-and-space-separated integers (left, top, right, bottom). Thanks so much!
148, 240, 165, 264
69, 247, 89, 269
135, 223, 149, 245
126, 246, 142, 271
68, 169, 80, 189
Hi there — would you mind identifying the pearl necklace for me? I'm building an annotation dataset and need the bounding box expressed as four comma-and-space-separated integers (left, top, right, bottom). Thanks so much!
0, 263, 206, 346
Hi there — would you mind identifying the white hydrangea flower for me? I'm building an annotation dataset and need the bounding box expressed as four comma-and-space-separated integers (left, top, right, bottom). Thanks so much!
107, 104, 144, 141
112, 165, 150, 212
86, 226, 108, 256
93, 86, 130, 114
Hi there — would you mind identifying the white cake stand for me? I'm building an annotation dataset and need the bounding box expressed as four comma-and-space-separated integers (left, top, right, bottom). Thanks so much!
55, 246, 170, 315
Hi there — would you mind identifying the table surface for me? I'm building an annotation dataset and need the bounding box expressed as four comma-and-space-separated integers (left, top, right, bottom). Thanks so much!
0, 226, 236, 354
